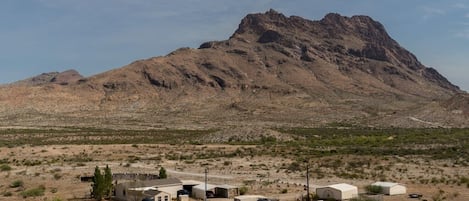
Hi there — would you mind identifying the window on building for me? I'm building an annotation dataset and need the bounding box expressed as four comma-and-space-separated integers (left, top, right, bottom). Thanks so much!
158, 196, 162, 201
164, 195, 169, 201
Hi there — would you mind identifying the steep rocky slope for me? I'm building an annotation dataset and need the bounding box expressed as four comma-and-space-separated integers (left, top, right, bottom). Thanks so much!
0, 10, 466, 128
442, 93, 469, 116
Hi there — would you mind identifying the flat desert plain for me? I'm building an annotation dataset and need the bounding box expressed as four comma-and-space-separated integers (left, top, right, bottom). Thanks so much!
0, 144, 468, 201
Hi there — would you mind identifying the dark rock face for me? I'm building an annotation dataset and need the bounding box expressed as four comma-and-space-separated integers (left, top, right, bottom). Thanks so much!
230, 9, 459, 94
423, 67, 460, 90
258, 30, 283, 43
362, 44, 389, 61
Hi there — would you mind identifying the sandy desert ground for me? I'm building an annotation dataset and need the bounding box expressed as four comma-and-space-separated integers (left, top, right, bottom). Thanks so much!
0, 144, 468, 201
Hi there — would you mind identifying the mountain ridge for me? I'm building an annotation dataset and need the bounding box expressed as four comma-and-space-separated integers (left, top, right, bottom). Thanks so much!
0, 10, 466, 128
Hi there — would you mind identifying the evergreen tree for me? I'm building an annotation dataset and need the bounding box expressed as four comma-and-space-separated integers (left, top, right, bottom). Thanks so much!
159, 167, 167, 179
92, 166, 105, 200
104, 165, 113, 197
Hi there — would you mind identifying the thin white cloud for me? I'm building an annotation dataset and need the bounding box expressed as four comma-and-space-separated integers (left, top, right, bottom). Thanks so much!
421, 6, 446, 20
454, 28, 469, 39
452, 3, 467, 9
422, 6, 446, 15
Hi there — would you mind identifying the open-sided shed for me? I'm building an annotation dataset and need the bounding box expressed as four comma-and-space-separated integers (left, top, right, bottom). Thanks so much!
316, 183, 358, 200
192, 183, 217, 199
371, 182, 406, 195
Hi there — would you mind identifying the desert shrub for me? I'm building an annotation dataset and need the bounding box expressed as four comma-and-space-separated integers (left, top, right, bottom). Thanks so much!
53, 173, 62, 180
2, 191, 12, 196
20, 185, 45, 198
23, 160, 41, 166
50, 168, 62, 173
460, 176, 469, 184
0, 164, 11, 171
10, 180, 23, 188
239, 186, 248, 195
280, 189, 288, 194
287, 162, 301, 172
431, 189, 447, 201
365, 185, 382, 194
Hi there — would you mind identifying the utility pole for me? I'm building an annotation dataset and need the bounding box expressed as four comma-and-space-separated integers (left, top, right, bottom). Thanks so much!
306, 164, 310, 201
204, 168, 208, 201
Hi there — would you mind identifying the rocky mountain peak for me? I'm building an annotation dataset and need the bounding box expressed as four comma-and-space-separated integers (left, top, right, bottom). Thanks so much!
233, 9, 288, 35
10, 69, 84, 86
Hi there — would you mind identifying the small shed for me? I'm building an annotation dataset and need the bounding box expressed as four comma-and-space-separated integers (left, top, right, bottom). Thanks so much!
215, 184, 239, 198
371, 182, 406, 195
144, 190, 171, 201
316, 183, 358, 200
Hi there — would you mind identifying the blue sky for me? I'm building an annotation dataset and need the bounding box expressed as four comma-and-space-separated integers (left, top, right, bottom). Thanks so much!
0, 0, 468, 91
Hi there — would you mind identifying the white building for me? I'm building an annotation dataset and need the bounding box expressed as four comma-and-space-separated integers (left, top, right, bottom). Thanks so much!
114, 178, 183, 201
371, 182, 406, 195
316, 183, 358, 200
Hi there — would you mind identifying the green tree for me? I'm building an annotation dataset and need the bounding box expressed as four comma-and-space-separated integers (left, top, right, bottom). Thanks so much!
104, 165, 113, 197
92, 166, 105, 200
159, 167, 167, 179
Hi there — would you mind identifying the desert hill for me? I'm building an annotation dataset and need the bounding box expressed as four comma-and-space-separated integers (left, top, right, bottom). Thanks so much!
0, 10, 466, 128
10, 69, 84, 86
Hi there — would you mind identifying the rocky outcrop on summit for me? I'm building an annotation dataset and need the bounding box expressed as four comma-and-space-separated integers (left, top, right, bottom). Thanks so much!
11, 69, 84, 86
51, 70, 84, 85
0, 10, 465, 128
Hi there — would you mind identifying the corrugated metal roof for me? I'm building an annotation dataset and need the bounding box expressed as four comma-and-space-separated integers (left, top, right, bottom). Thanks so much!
181, 180, 204, 185
144, 189, 165, 196
121, 178, 182, 188
193, 183, 217, 191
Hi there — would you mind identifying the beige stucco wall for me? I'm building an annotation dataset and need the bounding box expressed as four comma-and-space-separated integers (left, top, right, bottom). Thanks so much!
157, 185, 182, 198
